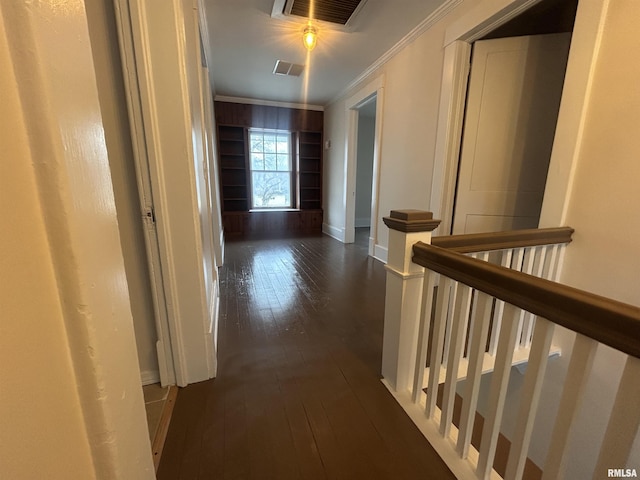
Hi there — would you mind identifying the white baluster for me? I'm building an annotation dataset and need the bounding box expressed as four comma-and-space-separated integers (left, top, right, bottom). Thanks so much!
488, 249, 514, 356
504, 318, 555, 480
532, 245, 548, 279
542, 334, 597, 480
465, 252, 489, 357
426, 276, 453, 419
457, 292, 493, 459
540, 244, 559, 281
593, 356, 640, 479
511, 247, 526, 272
441, 284, 473, 437
477, 303, 521, 479
516, 248, 535, 346
442, 282, 459, 368
521, 247, 549, 348
551, 244, 568, 282
413, 271, 438, 403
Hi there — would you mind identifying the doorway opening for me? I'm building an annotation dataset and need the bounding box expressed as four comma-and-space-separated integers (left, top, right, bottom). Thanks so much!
429, 0, 579, 236
354, 97, 377, 248
344, 76, 384, 259
451, 0, 578, 235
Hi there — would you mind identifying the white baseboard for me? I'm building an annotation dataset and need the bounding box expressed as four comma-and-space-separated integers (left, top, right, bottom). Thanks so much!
219, 231, 225, 267
207, 281, 219, 379
322, 222, 345, 242
355, 217, 371, 228
373, 244, 388, 264
141, 370, 160, 386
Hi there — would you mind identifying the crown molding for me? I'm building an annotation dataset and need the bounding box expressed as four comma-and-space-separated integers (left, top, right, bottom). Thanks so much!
331, 0, 462, 105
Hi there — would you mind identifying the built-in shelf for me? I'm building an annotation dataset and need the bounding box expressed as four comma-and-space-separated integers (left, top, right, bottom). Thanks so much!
297, 131, 322, 210
217, 125, 323, 224
218, 125, 249, 213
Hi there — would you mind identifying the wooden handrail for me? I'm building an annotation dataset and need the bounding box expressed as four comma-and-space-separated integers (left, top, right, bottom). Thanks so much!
412, 242, 640, 359
431, 227, 574, 253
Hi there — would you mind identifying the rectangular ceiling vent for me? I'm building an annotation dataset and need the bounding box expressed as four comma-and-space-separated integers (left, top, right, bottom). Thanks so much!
273, 60, 305, 77
274, 0, 367, 27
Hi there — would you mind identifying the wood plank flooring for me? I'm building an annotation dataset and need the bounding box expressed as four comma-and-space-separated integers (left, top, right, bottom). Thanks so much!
157, 231, 455, 479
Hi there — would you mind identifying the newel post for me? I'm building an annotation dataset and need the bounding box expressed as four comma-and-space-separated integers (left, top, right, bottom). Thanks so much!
382, 210, 440, 392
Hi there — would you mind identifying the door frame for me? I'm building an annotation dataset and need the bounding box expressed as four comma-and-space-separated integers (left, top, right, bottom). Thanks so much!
113, 0, 178, 386
113, 0, 222, 386
344, 75, 385, 256
429, 0, 611, 234
452, 33, 571, 235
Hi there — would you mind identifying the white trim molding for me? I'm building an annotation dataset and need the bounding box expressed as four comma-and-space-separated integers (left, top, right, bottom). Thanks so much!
335, 0, 462, 102
322, 222, 345, 242
373, 244, 388, 264
428, 41, 471, 235
141, 370, 161, 386
344, 76, 385, 246
213, 95, 324, 111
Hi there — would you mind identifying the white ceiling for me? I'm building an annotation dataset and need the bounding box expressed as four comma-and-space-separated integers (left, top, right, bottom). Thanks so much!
204, 0, 449, 107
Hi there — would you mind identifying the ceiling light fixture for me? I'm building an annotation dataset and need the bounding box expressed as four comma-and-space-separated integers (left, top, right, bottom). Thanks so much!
302, 24, 318, 51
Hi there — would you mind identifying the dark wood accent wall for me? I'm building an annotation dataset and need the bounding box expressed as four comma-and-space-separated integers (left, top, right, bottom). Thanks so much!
214, 101, 323, 131
222, 210, 324, 238
214, 101, 324, 238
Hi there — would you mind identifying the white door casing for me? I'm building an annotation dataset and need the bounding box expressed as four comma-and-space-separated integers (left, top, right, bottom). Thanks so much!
452, 33, 571, 234
113, 0, 176, 386
113, 0, 220, 386
344, 75, 384, 256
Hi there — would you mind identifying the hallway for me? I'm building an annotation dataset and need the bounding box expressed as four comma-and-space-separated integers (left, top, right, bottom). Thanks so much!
157, 233, 454, 479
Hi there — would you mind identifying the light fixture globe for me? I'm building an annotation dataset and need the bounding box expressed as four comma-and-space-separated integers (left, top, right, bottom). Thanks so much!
302, 25, 318, 51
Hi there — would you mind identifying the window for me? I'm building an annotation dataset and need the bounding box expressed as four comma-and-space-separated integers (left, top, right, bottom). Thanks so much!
249, 129, 293, 209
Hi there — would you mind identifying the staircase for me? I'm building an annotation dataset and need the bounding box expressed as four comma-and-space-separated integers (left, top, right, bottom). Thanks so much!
381, 210, 640, 480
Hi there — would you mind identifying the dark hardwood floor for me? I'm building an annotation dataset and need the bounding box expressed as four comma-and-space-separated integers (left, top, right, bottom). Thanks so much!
157, 230, 455, 479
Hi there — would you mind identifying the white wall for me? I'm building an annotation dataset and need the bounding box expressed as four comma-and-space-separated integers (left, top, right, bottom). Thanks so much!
0, 17, 96, 479
554, 0, 640, 307
0, 1, 153, 477
85, 0, 160, 384
324, 3, 470, 251
355, 112, 376, 227
324, 97, 348, 239
530, 1, 640, 477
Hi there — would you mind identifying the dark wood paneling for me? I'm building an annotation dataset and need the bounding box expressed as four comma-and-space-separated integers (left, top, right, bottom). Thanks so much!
215, 101, 323, 131
215, 102, 324, 237
222, 210, 323, 238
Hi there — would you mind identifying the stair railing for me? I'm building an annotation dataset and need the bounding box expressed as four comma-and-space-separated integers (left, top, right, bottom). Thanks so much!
381, 210, 640, 480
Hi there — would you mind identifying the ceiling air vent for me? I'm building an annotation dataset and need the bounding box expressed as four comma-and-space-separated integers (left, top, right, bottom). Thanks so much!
273, 60, 305, 77
275, 0, 367, 26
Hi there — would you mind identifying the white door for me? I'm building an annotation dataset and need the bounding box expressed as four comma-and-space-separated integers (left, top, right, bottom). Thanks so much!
452, 33, 571, 234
